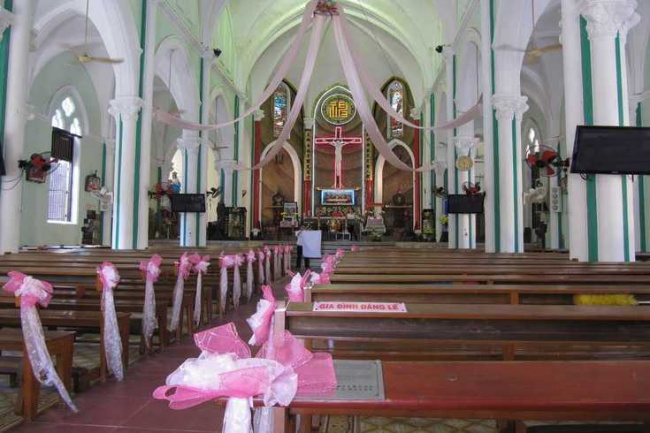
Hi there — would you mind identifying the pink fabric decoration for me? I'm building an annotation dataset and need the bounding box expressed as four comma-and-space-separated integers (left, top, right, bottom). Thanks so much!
351, 245, 360, 252
97, 262, 124, 381
194, 323, 251, 359
245, 250, 256, 301
263, 246, 272, 284
190, 254, 211, 326
285, 271, 312, 303
171, 253, 193, 332
3, 273, 78, 412
139, 254, 162, 349
153, 322, 336, 433
257, 250, 266, 287
246, 286, 276, 346
219, 253, 236, 314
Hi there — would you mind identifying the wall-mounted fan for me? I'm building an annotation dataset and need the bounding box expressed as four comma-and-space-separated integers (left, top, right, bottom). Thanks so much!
525, 144, 568, 177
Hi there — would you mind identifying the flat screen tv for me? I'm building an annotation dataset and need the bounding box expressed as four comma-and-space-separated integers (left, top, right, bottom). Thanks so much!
571, 125, 650, 175
170, 194, 206, 213
447, 194, 484, 214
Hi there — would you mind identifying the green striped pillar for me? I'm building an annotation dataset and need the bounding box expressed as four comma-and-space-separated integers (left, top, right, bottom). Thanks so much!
196, 57, 204, 247
232, 95, 240, 207
0, 0, 13, 196
489, 0, 501, 252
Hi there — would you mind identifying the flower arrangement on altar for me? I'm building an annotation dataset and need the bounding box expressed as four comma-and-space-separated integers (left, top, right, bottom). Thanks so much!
148, 182, 174, 199
439, 215, 449, 225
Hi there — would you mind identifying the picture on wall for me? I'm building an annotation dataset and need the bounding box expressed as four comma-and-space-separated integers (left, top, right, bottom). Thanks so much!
85, 172, 101, 192
321, 189, 355, 206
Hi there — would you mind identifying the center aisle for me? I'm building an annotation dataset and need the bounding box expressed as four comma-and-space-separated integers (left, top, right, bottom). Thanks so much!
11, 279, 288, 433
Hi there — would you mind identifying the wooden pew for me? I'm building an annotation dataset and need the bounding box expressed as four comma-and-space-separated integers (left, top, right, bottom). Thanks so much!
0, 329, 75, 421
307, 283, 650, 305
280, 302, 650, 361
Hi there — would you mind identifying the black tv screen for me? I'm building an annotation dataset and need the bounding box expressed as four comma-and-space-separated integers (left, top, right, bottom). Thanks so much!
447, 194, 484, 214
170, 194, 206, 213
571, 126, 650, 175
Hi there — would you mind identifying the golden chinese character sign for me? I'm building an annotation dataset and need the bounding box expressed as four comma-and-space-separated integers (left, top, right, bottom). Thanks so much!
321, 94, 356, 126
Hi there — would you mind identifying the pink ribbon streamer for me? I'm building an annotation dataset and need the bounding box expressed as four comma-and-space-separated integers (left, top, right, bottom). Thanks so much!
3, 272, 78, 412
190, 254, 211, 326
139, 254, 162, 349
171, 253, 193, 332
232, 255, 245, 309
247, 286, 276, 346
152, 0, 318, 134
97, 262, 124, 381
257, 250, 266, 287
246, 250, 256, 301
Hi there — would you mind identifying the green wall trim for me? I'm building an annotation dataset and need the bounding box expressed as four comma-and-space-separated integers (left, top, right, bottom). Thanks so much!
182, 149, 188, 246
249, 118, 255, 230
0, 0, 12, 195
429, 93, 436, 210
114, 118, 124, 247
490, 0, 500, 252
615, 33, 630, 261
512, 118, 520, 252
637, 103, 647, 252
196, 57, 204, 246
131, 0, 148, 248
580, 16, 598, 262
99, 141, 106, 243
232, 96, 240, 206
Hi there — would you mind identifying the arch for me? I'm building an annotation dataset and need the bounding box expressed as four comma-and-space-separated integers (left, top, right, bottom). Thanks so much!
273, 82, 292, 138
33, 0, 140, 97
375, 139, 416, 227
154, 36, 200, 123
47, 85, 90, 137
259, 141, 302, 216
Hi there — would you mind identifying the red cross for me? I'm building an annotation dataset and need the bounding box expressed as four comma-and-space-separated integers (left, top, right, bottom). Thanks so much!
314, 127, 362, 189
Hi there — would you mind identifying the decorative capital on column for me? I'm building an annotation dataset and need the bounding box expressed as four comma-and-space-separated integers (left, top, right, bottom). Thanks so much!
492, 94, 528, 123
578, 0, 639, 40
0, 7, 13, 43
514, 99, 529, 122
304, 117, 315, 129
254, 109, 265, 121
177, 137, 201, 155
453, 136, 479, 156
109, 97, 144, 122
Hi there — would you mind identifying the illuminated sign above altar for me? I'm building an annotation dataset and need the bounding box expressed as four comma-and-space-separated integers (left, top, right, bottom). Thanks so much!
321, 93, 356, 126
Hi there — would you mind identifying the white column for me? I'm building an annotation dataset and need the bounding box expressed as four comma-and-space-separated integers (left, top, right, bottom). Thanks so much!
561, 0, 589, 260
177, 135, 201, 246
102, 139, 116, 246
109, 97, 144, 250
480, 0, 496, 253
0, 0, 33, 254
136, 0, 161, 250
514, 106, 526, 250
198, 51, 213, 247
492, 94, 528, 253
579, 0, 638, 262
443, 48, 457, 249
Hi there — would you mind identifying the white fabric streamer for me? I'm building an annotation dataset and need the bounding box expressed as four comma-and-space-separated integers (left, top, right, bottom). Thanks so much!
193, 258, 211, 327
23, 308, 79, 412
143, 277, 158, 350
265, 250, 272, 284
257, 250, 266, 287
101, 288, 124, 381
170, 273, 185, 333
219, 262, 229, 315
246, 252, 255, 301
232, 256, 243, 309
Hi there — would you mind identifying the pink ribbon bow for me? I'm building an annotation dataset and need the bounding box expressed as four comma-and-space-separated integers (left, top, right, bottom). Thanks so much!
247, 286, 276, 346
351, 245, 360, 252
4, 271, 53, 308
335, 248, 345, 259
97, 262, 120, 290
285, 271, 312, 302
176, 252, 193, 279
191, 254, 211, 274
246, 250, 257, 263
140, 254, 163, 283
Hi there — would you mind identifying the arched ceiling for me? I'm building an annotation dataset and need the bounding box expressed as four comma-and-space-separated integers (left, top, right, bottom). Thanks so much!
216, 0, 449, 102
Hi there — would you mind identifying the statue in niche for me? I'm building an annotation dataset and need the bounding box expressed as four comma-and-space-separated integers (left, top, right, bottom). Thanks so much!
169, 171, 181, 194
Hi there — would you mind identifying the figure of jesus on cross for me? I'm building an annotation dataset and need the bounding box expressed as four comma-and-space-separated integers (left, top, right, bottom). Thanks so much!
314, 126, 362, 189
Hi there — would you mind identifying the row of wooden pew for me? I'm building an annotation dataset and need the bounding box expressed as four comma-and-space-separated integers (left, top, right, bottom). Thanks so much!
0, 244, 286, 422
269, 247, 650, 432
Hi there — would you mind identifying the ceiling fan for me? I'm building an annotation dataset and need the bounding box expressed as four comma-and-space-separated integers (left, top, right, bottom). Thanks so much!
73, 0, 123, 65
494, 0, 561, 65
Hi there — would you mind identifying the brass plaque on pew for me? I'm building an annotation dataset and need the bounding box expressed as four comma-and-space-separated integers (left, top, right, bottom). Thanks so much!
296, 360, 385, 401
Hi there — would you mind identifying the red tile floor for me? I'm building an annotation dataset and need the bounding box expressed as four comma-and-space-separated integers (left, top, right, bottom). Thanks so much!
10, 287, 267, 433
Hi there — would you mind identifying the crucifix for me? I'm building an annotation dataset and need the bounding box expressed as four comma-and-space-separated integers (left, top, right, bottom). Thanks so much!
314, 126, 362, 189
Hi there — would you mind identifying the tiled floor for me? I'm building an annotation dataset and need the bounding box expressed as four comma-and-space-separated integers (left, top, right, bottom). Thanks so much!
8, 287, 263, 433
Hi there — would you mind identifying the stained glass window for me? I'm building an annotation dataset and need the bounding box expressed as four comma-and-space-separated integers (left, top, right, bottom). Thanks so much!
273, 84, 290, 138
388, 80, 404, 138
